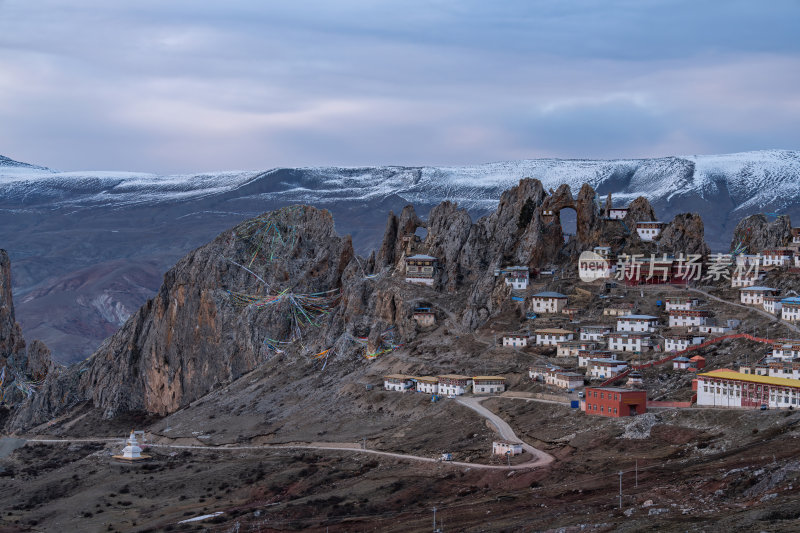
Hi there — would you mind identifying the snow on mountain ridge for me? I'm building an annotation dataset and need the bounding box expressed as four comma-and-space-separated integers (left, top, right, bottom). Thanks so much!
1, 150, 798, 213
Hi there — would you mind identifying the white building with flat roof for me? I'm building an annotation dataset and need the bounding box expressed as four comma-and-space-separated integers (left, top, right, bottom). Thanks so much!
437, 375, 471, 396
544, 369, 584, 389
473, 376, 506, 394
415, 376, 439, 394
782, 297, 800, 322
534, 328, 574, 346
578, 350, 617, 368
664, 297, 699, 311
761, 249, 794, 267
668, 310, 709, 327
616, 315, 659, 333
588, 358, 629, 379
493, 441, 523, 456
531, 291, 568, 314
763, 296, 783, 315
502, 333, 528, 347
383, 374, 414, 392
608, 207, 628, 220
696, 371, 800, 409
636, 221, 664, 241
556, 340, 598, 357
494, 266, 529, 290
580, 325, 611, 342
740, 286, 778, 306
404, 254, 437, 286
664, 335, 704, 353
607, 333, 651, 353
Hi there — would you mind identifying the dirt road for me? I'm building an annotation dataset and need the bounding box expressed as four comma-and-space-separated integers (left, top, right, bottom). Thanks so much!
456, 397, 554, 467
23, 396, 554, 471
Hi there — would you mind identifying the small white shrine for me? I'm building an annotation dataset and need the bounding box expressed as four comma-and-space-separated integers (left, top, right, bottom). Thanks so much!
113, 430, 151, 461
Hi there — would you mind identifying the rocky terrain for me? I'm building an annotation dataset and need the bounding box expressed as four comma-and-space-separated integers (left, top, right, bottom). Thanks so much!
1, 176, 800, 531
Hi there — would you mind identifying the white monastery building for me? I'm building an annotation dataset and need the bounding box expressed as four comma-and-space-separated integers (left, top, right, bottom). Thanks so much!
761, 248, 794, 267
531, 291, 568, 314
763, 296, 783, 315
494, 266, 529, 290
502, 333, 528, 347
664, 297, 699, 311
544, 369, 584, 389
635, 221, 664, 241
404, 255, 437, 286
664, 335, 704, 352
415, 376, 439, 394
578, 350, 617, 368
782, 297, 800, 322
588, 358, 629, 379
472, 376, 506, 394
616, 315, 658, 333
607, 333, 651, 353
556, 340, 599, 357
534, 328, 574, 346
608, 207, 628, 220
668, 310, 710, 327
383, 374, 414, 391
437, 375, 471, 396
696, 371, 800, 409
740, 286, 778, 306
580, 325, 612, 342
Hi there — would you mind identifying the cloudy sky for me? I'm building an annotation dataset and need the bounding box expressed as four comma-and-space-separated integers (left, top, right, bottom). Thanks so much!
1, 1, 799, 173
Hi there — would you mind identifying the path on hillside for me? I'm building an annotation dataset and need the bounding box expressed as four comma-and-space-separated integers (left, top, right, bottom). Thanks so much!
456, 397, 554, 466
23, 397, 554, 471
687, 287, 800, 334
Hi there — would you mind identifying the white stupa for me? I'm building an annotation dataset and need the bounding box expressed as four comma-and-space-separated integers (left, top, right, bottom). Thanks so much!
113, 430, 150, 461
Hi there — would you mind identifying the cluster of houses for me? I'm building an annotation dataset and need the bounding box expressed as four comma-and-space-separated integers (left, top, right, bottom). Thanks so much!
513, 293, 739, 390
731, 229, 800, 287
739, 286, 800, 322
382, 374, 506, 396
396, 220, 800, 416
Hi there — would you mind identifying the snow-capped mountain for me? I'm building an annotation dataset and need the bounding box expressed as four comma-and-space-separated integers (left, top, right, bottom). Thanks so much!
1, 150, 798, 363
3, 150, 800, 218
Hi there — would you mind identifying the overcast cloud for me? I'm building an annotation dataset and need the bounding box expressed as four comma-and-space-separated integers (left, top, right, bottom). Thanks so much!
1, 0, 799, 173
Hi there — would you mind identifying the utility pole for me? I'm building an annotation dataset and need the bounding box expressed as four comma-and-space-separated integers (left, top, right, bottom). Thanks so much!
635, 460, 638, 488
618, 471, 623, 509
362, 437, 366, 450
432, 507, 437, 532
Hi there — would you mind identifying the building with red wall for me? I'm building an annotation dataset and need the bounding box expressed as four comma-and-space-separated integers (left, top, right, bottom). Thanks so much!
584, 387, 647, 417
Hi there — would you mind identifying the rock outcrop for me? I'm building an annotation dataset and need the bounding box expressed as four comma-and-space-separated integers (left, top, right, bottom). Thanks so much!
623, 197, 657, 226
730, 214, 793, 253
657, 213, 710, 258
1, 250, 54, 409
9, 206, 357, 427
0, 250, 25, 363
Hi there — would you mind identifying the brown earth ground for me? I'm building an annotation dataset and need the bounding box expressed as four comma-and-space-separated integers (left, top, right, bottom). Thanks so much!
3, 276, 800, 531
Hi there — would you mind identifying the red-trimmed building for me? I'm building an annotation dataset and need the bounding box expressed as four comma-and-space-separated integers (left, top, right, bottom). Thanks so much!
619, 258, 692, 286
584, 387, 647, 417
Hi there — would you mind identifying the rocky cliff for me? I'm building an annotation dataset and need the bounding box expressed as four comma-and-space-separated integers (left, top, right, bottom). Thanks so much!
7, 179, 713, 430
9, 206, 358, 428
0, 250, 54, 424
730, 214, 793, 253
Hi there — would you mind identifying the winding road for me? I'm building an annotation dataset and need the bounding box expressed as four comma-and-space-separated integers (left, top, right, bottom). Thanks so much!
456, 397, 554, 466
23, 398, 552, 471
